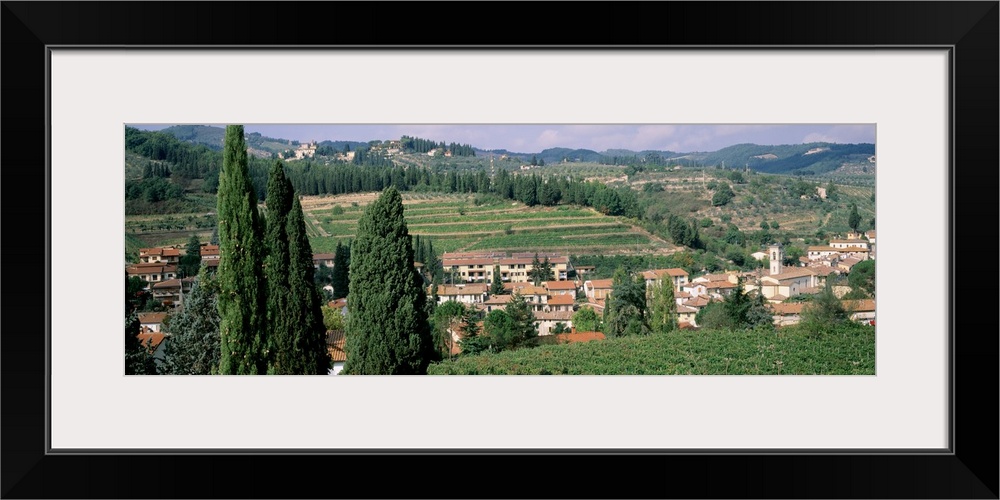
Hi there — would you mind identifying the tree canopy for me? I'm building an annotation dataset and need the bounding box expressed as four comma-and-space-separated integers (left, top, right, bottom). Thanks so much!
342, 187, 435, 374
603, 269, 650, 337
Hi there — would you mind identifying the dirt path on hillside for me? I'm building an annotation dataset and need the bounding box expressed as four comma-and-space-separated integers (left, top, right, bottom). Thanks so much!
408, 222, 625, 237
307, 214, 330, 237
403, 208, 530, 219
408, 219, 616, 228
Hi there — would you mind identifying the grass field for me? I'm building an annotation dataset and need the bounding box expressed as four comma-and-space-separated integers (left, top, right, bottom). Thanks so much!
427, 324, 876, 375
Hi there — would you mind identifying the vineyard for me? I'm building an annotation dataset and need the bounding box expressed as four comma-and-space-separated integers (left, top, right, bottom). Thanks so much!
427, 323, 876, 375
302, 193, 672, 255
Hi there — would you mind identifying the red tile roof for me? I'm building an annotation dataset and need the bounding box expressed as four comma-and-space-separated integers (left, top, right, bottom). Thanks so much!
328, 299, 347, 309
127, 263, 177, 275
643, 268, 689, 280
769, 303, 805, 315
503, 283, 547, 295
842, 299, 876, 312
200, 245, 220, 256
588, 279, 614, 289
443, 258, 495, 266
326, 330, 346, 362
547, 295, 575, 306
544, 280, 578, 290
312, 253, 335, 260
534, 310, 573, 321
483, 295, 514, 305
768, 268, 817, 281
152, 277, 196, 289
683, 296, 712, 308
140, 247, 180, 257
702, 280, 737, 289
136, 332, 165, 349
138, 312, 167, 324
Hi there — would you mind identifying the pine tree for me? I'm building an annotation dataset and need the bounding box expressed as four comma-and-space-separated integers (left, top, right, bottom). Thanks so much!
159, 269, 222, 374
264, 160, 294, 373
331, 241, 350, 300
217, 125, 268, 375
342, 187, 434, 374
285, 196, 332, 374
649, 277, 677, 334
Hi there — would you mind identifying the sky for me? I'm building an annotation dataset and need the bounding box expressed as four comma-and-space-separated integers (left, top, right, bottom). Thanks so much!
131, 124, 875, 154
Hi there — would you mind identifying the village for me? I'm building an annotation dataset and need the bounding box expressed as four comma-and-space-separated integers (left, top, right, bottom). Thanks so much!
126, 228, 875, 375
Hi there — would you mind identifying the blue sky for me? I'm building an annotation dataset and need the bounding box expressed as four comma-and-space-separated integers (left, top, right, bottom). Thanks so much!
131, 124, 875, 154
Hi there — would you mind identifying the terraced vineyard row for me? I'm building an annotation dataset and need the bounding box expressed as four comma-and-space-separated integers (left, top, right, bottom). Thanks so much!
303, 194, 673, 256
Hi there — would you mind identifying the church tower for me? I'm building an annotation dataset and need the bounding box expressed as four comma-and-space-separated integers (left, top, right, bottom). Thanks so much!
769, 243, 784, 276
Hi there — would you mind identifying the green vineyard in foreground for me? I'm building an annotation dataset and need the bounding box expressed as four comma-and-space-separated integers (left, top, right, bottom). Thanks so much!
427, 324, 875, 375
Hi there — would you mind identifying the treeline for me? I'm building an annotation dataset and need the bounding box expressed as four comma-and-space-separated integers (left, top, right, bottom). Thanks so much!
275, 162, 642, 218
125, 128, 641, 219
125, 126, 221, 182
400, 135, 475, 156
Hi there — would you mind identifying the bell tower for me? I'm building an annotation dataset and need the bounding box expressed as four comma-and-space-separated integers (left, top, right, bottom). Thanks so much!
769, 243, 784, 276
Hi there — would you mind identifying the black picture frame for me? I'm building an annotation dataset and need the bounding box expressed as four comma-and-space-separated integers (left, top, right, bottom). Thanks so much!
3, 2, 996, 498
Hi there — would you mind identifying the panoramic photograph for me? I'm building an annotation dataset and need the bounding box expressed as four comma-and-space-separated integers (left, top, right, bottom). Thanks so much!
124, 124, 876, 375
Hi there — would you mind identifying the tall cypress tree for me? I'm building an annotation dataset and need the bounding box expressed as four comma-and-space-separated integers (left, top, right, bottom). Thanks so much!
530, 253, 543, 285
217, 125, 268, 375
414, 234, 424, 264
343, 187, 434, 375
286, 196, 332, 374
490, 264, 505, 296
331, 241, 350, 300
264, 160, 294, 374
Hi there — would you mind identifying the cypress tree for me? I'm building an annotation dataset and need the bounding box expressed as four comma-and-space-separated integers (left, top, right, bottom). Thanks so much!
331, 241, 350, 300
343, 187, 434, 374
490, 264, 505, 296
217, 125, 268, 375
414, 234, 424, 264
530, 253, 542, 285
426, 239, 440, 282
286, 196, 332, 374
264, 160, 294, 374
